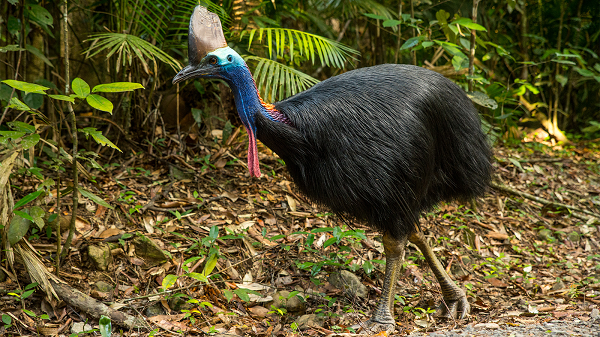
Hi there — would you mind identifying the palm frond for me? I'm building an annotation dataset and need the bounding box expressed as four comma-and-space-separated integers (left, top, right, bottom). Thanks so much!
85, 33, 182, 73
314, 0, 396, 21
245, 55, 320, 103
244, 28, 359, 68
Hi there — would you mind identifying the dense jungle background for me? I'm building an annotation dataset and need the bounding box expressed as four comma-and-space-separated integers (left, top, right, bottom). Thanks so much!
1, 0, 600, 336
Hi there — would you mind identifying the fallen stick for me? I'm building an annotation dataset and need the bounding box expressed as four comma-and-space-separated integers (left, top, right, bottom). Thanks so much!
49, 280, 147, 329
491, 182, 599, 222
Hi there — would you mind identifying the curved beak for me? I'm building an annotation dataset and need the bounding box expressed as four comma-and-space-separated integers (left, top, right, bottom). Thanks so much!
172, 63, 220, 84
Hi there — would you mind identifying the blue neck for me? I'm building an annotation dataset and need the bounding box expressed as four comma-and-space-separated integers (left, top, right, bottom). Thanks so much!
222, 65, 276, 130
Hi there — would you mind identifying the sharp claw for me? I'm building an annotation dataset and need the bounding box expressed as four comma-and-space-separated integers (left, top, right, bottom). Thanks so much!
350, 319, 396, 335
436, 297, 470, 319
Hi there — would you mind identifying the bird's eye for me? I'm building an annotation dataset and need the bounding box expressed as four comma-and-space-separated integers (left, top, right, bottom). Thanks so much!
209, 57, 217, 65
227, 55, 233, 62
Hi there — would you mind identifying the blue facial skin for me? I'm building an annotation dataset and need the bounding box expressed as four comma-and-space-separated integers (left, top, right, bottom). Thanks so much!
182, 47, 276, 137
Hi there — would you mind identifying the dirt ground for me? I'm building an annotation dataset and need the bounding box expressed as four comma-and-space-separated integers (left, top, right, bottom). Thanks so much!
1, 132, 599, 336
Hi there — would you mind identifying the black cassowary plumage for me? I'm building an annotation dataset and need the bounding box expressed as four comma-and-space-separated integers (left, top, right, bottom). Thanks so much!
257, 64, 491, 239
173, 6, 492, 330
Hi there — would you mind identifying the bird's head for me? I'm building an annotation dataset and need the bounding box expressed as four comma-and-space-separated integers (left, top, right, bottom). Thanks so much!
173, 6, 263, 177
172, 46, 247, 83
172, 6, 244, 84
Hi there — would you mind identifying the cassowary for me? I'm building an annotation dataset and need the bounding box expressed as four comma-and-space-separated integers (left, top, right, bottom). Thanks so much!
173, 6, 492, 333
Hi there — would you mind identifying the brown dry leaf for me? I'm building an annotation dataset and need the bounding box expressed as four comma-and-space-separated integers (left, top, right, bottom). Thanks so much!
148, 313, 189, 332
486, 232, 509, 240
97, 227, 123, 239
286, 195, 297, 212
487, 277, 508, 288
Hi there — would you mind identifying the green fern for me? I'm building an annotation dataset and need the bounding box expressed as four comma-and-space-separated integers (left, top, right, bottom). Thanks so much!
245, 56, 320, 103
85, 33, 181, 74
243, 28, 359, 68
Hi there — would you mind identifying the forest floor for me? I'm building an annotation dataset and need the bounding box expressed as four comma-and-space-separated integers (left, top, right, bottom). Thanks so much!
1, 131, 600, 337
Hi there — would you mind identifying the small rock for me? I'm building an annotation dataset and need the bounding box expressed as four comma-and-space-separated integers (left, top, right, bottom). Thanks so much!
170, 165, 193, 180
552, 280, 565, 291
591, 308, 599, 319
71, 322, 93, 334
145, 303, 165, 317
88, 244, 112, 271
294, 314, 325, 330
94, 281, 113, 293
328, 270, 368, 298
169, 296, 194, 312
272, 290, 306, 313
474, 323, 500, 329
132, 234, 168, 267
537, 229, 553, 241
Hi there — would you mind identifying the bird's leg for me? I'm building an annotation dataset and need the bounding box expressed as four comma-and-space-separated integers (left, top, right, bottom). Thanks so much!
409, 230, 470, 319
353, 231, 408, 334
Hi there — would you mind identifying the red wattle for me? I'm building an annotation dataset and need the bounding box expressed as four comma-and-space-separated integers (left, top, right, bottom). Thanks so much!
247, 129, 261, 177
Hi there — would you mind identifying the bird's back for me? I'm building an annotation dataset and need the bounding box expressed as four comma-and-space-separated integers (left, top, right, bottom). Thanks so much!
256, 64, 491, 237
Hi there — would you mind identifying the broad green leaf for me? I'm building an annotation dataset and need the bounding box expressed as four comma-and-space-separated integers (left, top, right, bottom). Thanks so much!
203, 253, 218, 276
99, 316, 112, 337
0, 131, 26, 139
435, 40, 466, 57
574, 67, 594, 77
8, 121, 35, 133
72, 78, 90, 97
78, 188, 114, 209
555, 74, 568, 87
508, 158, 524, 172
451, 18, 487, 31
8, 213, 31, 245
452, 55, 468, 70
187, 272, 209, 283
25, 44, 53, 68
191, 108, 202, 126
79, 127, 120, 151
223, 289, 234, 302
383, 19, 402, 27
161, 274, 178, 290
363, 260, 374, 274
234, 288, 250, 302
323, 237, 337, 248
29, 206, 45, 230
2, 314, 11, 325
21, 134, 40, 150
2, 80, 48, 94
14, 190, 43, 209
25, 4, 53, 26
48, 94, 75, 103
463, 22, 487, 31
467, 91, 498, 109
552, 59, 576, 65
22, 291, 35, 301
555, 52, 582, 59
14, 210, 34, 222
92, 82, 144, 93
400, 36, 424, 50
363, 13, 387, 20
86, 94, 113, 113
23, 93, 43, 109
422, 41, 435, 48
0, 45, 25, 53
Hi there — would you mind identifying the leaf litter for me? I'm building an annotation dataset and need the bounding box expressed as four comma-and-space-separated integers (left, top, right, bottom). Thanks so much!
1, 132, 599, 336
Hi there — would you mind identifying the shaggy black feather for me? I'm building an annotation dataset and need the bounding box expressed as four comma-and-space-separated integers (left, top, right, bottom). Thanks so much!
256, 64, 492, 239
